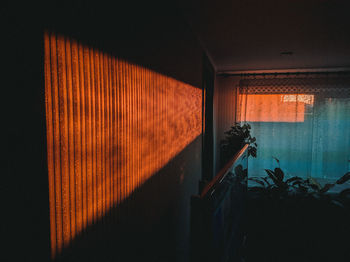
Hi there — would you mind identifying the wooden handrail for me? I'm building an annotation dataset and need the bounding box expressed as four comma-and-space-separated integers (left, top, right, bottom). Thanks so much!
200, 144, 249, 198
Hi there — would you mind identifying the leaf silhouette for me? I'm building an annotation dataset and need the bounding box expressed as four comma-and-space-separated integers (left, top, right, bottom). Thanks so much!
274, 168, 284, 182
320, 183, 335, 194
272, 156, 280, 165
309, 184, 320, 191
261, 177, 271, 186
265, 169, 285, 188
248, 177, 266, 187
308, 177, 322, 190
265, 169, 278, 184
286, 177, 302, 184
297, 184, 308, 193
336, 172, 350, 185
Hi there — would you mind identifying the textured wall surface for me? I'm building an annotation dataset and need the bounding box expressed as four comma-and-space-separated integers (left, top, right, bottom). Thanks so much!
44, 32, 202, 259
213, 75, 240, 173
4, 1, 206, 261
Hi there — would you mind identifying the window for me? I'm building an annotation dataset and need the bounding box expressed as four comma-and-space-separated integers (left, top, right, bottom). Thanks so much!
238, 74, 350, 181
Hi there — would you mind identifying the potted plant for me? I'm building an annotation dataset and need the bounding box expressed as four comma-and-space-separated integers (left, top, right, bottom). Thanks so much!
220, 123, 257, 168
244, 157, 350, 262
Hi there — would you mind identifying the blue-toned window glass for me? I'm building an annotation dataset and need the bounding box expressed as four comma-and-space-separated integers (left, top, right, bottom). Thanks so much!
238, 74, 350, 182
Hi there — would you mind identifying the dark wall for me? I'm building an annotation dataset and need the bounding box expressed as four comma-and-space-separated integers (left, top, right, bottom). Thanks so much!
41, 0, 202, 88
213, 75, 240, 173
3, 1, 206, 261
3, 6, 50, 261
202, 54, 216, 183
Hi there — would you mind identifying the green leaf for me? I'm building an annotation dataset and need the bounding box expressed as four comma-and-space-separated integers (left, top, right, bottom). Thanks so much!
336, 172, 350, 185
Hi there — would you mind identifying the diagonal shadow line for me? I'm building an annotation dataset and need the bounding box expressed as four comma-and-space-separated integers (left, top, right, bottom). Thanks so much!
54, 135, 202, 262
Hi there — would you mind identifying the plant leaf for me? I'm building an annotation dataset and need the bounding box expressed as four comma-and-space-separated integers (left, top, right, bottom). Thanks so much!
292, 180, 302, 186
309, 184, 320, 191
261, 177, 271, 186
248, 177, 266, 187
336, 172, 350, 185
286, 176, 302, 184
297, 184, 308, 193
265, 169, 278, 184
320, 183, 335, 194
308, 177, 322, 190
272, 156, 280, 165
274, 167, 284, 182
265, 169, 286, 189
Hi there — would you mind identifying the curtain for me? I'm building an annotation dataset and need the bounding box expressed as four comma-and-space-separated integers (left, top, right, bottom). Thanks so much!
238, 74, 350, 181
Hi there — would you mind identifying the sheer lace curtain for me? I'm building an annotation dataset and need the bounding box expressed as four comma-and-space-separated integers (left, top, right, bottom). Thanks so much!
237, 73, 350, 182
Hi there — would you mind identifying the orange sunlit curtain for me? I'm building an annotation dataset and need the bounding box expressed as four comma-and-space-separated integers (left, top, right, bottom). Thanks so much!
238, 75, 350, 180
44, 32, 202, 259
239, 94, 314, 123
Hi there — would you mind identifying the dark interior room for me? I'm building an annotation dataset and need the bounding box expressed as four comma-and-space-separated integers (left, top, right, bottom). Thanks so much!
3, 0, 350, 261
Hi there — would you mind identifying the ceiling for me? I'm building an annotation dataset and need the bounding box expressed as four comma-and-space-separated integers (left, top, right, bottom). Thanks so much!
178, 0, 350, 72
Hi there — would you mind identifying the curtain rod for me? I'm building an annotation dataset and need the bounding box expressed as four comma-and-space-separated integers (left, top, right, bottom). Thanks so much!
217, 67, 350, 76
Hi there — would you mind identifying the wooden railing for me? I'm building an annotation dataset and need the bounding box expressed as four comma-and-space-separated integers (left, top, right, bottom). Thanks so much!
200, 144, 248, 198
191, 144, 248, 262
